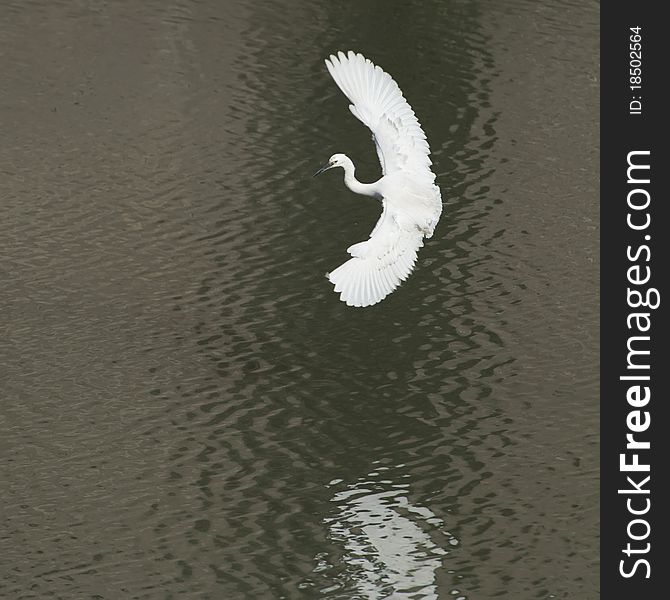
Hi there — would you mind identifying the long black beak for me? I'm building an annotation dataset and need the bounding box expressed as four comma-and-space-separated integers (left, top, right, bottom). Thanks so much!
312, 161, 333, 177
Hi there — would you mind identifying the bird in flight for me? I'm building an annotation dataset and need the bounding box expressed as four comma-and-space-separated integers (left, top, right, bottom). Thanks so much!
314, 51, 442, 307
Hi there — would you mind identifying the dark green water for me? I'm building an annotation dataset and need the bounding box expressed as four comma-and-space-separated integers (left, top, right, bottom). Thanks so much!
1, 0, 598, 598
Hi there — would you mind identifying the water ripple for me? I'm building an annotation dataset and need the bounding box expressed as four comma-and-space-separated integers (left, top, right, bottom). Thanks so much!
2, 0, 597, 598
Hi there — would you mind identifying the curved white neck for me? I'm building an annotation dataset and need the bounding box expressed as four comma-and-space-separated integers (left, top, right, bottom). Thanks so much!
341, 160, 379, 197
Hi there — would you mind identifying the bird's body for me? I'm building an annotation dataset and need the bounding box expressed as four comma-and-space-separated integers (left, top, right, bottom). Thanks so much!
314, 51, 442, 307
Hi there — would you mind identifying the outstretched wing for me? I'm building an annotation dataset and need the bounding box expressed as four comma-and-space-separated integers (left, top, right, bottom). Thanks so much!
325, 51, 434, 182
327, 202, 425, 308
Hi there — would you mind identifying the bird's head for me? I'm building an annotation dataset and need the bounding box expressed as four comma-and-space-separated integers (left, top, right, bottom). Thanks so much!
313, 153, 349, 177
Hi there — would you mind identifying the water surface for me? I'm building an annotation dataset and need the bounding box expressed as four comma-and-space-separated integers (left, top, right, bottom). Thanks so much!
1, 1, 599, 598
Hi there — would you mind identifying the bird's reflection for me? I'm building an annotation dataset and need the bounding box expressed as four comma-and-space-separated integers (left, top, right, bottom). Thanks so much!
316, 465, 459, 599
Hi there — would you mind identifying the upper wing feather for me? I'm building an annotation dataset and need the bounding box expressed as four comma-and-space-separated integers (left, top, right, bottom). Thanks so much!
325, 51, 434, 182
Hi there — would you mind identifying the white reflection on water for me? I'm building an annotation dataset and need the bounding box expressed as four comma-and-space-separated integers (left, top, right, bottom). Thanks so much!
319, 469, 457, 599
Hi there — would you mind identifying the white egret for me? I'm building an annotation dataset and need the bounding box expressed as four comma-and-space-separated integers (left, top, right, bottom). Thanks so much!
314, 51, 442, 307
